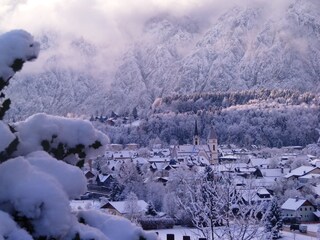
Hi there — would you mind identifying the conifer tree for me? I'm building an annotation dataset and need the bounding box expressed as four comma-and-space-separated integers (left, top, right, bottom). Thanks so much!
264, 198, 283, 239
146, 202, 157, 216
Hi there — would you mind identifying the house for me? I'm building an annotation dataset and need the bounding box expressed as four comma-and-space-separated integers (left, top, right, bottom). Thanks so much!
154, 176, 169, 185
281, 198, 316, 222
239, 187, 273, 205
101, 200, 148, 217
310, 159, 320, 167
152, 148, 171, 157
219, 155, 239, 162
285, 166, 320, 180
235, 167, 263, 178
260, 168, 290, 180
248, 158, 275, 169
96, 174, 116, 189
298, 173, 320, 184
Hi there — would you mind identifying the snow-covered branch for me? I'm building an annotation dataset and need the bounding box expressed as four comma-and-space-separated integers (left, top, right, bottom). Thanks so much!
0, 30, 158, 240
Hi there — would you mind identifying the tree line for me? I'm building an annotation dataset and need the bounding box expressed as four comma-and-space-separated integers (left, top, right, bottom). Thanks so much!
105, 103, 319, 148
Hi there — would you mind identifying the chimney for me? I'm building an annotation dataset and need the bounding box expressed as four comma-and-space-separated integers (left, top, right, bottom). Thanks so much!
295, 196, 299, 202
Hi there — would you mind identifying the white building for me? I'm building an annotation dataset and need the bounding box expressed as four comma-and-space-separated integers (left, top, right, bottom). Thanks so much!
281, 198, 316, 222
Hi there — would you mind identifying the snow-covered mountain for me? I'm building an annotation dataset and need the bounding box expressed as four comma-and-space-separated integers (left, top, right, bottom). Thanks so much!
109, 0, 320, 113
6, 0, 320, 117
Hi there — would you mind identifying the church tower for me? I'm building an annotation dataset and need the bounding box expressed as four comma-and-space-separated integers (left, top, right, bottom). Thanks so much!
193, 120, 200, 145
207, 126, 218, 165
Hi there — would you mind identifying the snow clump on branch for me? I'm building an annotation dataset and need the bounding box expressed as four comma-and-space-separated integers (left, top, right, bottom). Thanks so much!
14, 113, 109, 162
0, 29, 40, 82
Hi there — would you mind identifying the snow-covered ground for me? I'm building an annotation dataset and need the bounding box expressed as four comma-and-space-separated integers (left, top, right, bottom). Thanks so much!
148, 227, 204, 240
303, 223, 320, 233
148, 225, 320, 240
282, 231, 318, 240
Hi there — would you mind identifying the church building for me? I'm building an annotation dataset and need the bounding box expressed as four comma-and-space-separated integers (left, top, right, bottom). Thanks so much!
173, 121, 219, 165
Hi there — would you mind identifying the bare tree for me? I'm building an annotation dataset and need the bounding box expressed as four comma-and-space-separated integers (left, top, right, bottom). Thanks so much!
176, 169, 266, 240
125, 192, 141, 222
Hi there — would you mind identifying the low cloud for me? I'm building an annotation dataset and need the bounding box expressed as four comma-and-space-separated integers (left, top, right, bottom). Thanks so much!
0, 0, 295, 76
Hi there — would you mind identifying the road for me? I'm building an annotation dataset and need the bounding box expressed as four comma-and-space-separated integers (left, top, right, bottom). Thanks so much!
282, 225, 319, 239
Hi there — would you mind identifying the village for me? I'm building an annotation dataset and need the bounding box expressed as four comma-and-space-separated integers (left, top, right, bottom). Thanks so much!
72, 121, 320, 239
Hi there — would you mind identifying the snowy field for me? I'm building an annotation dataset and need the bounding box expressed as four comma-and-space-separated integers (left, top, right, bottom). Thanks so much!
148, 225, 320, 240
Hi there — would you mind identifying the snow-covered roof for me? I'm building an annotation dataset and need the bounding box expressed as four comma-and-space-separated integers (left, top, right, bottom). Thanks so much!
177, 144, 198, 154
153, 148, 171, 157
239, 188, 272, 203
257, 187, 270, 195
260, 168, 290, 177
98, 174, 112, 183
154, 176, 169, 182
212, 162, 248, 172
148, 156, 170, 163
113, 151, 133, 159
105, 200, 148, 214
299, 173, 320, 180
238, 167, 256, 173
310, 159, 320, 167
249, 158, 273, 167
102, 160, 122, 172
177, 144, 210, 154
132, 157, 149, 165
220, 149, 234, 155
281, 198, 308, 211
253, 177, 278, 187
219, 155, 239, 161
285, 166, 316, 178
312, 184, 320, 196
313, 210, 320, 218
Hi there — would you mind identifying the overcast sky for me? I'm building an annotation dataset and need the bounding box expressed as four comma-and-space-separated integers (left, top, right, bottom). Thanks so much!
0, 0, 295, 43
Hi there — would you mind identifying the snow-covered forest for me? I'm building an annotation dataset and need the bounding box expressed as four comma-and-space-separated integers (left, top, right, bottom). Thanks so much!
101, 90, 320, 148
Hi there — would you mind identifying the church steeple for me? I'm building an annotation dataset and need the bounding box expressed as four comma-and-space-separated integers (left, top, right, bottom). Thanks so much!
207, 124, 218, 165
193, 120, 200, 145
194, 120, 199, 136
